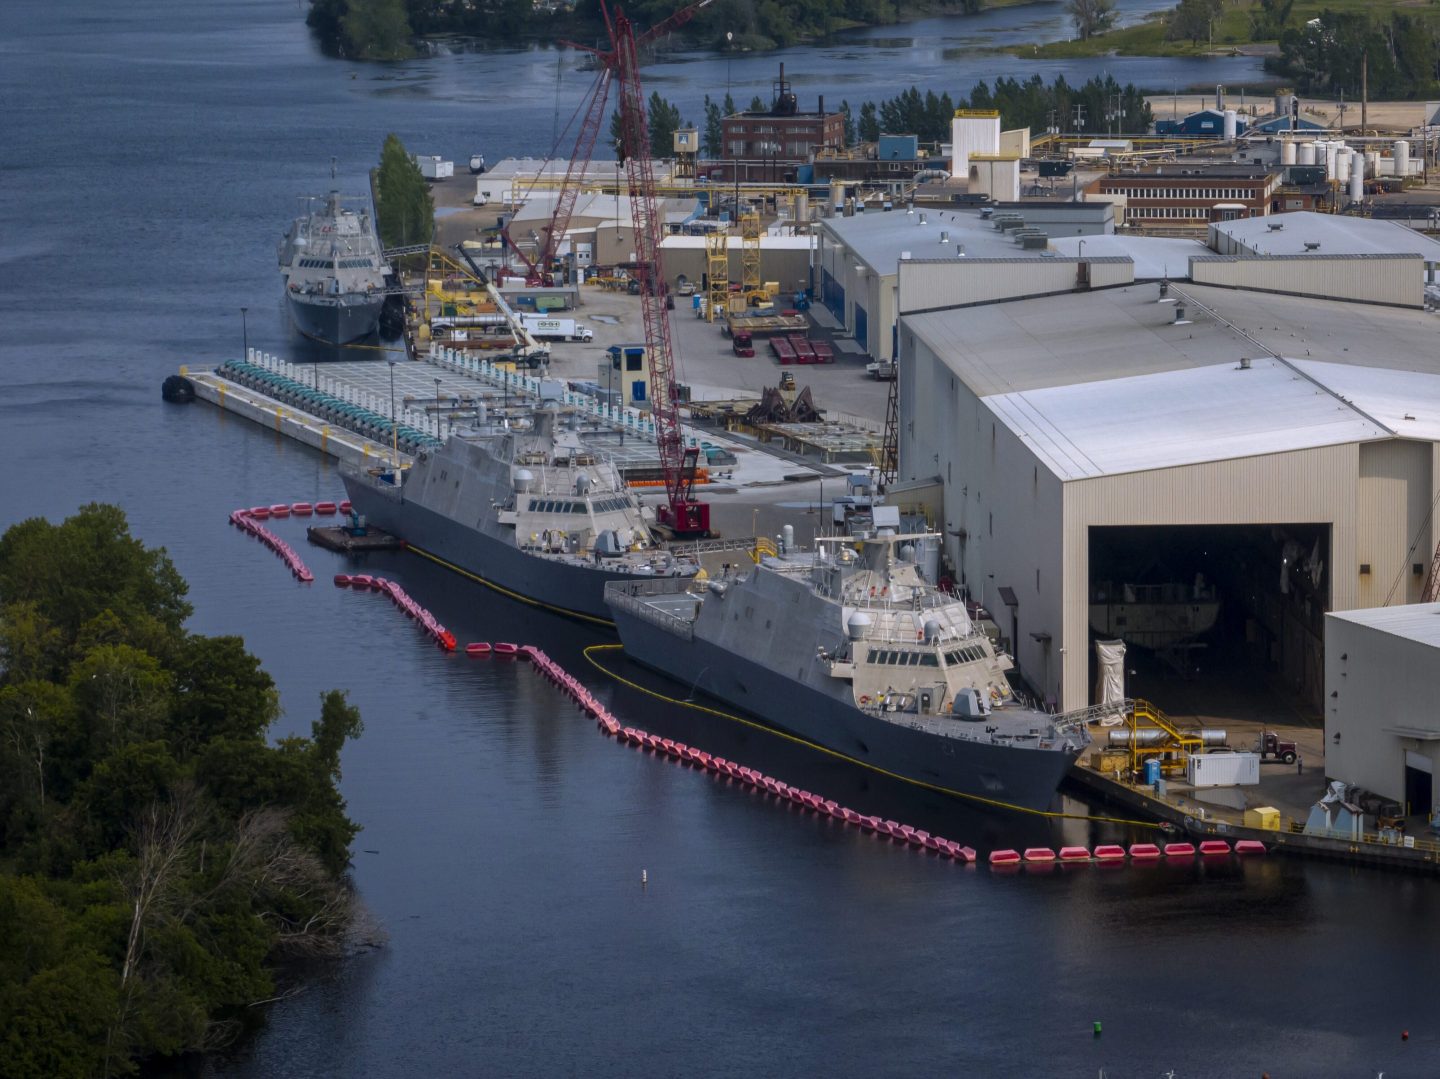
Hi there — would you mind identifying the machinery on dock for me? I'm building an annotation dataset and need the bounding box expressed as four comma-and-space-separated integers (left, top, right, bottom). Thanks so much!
540, 0, 714, 537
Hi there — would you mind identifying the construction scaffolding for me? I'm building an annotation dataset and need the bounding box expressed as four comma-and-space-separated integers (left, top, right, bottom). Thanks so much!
706, 232, 729, 323
740, 209, 762, 302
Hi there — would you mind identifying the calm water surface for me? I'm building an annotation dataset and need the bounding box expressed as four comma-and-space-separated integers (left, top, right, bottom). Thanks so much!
1, 2, 1431, 1075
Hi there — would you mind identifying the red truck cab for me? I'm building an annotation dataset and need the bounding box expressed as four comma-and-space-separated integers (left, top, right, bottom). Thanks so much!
731, 331, 755, 357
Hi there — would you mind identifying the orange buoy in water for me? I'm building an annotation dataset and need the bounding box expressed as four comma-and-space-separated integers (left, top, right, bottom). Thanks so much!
315, 501, 337, 515
466, 642, 492, 655
291, 502, 313, 516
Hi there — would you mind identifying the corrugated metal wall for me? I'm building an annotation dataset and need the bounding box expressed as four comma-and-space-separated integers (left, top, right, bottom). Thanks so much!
1059, 444, 1362, 711
1325, 616, 1440, 804
1357, 440, 1436, 606
897, 257, 1134, 315
1191, 254, 1423, 307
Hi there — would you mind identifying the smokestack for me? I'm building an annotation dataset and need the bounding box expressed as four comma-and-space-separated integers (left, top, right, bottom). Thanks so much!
819, 94, 824, 117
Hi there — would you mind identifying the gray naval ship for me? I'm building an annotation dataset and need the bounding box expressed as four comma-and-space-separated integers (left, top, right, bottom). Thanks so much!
277, 190, 389, 345
341, 407, 698, 623
606, 531, 1091, 810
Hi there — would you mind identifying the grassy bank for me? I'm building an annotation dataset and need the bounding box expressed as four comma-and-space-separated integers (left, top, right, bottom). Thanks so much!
1020, 0, 1412, 60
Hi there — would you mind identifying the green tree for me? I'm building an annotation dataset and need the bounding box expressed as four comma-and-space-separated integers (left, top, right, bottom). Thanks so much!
1065, 0, 1116, 40
340, 0, 416, 60
0, 507, 367, 1075
1168, 0, 1221, 47
839, 100, 855, 147
647, 91, 682, 160
1250, 0, 1294, 40
375, 133, 433, 248
858, 101, 879, 143
702, 95, 723, 157
748, 94, 766, 113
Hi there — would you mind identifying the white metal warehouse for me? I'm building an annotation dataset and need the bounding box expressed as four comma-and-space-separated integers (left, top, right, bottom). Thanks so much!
1324, 603, 1440, 815
895, 259, 1440, 714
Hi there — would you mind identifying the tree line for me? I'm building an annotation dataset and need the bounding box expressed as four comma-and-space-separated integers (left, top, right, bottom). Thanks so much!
0, 506, 367, 1077
307, 0, 990, 60
645, 75, 1152, 160
1270, 8, 1440, 99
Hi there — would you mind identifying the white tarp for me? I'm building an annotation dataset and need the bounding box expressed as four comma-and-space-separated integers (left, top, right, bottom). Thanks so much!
1095, 639, 1126, 725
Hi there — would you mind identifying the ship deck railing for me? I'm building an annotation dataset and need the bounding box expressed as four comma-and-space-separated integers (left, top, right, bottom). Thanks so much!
605, 579, 697, 639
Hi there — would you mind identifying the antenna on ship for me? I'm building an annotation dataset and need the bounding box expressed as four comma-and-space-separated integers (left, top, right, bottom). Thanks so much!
330, 155, 337, 182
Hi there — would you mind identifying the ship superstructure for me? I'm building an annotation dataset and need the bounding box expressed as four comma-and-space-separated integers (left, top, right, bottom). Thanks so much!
277, 190, 389, 345
608, 532, 1090, 809
342, 407, 696, 621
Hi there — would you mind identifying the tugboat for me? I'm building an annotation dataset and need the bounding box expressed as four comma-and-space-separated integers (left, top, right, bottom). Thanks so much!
277, 170, 390, 345
341, 398, 697, 623
607, 531, 1090, 810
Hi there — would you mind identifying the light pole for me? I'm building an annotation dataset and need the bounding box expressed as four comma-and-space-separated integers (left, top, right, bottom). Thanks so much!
434, 377, 442, 439
240, 306, 248, 360
388, 360, 400, 474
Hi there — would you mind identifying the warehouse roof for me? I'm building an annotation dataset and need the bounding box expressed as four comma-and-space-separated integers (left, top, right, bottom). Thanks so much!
1050, 235, 1207, 279
905, 281, 1440, 397
822, 209, 1022, 273
905, 280, 1440, 480
983, 357, 1393, 481
1210, 212, 1440, 261
1328, 603, 1440, 649
1291, 359, 1440, 441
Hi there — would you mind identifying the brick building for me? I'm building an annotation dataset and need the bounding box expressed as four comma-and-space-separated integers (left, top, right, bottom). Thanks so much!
1086, 164, 1281, 229
720, 64, 845, 167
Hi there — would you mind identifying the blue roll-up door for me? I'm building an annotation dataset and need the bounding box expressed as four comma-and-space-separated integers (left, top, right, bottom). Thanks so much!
821, 268, 845, 320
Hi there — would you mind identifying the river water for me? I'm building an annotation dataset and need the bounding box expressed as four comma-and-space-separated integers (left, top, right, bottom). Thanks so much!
1, 1, 1434, 1075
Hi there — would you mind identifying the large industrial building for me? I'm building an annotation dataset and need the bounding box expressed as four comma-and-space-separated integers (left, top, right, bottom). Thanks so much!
893, 226, 1440, 715
815, 202, 1115, 362
1324, 604, 1440, 815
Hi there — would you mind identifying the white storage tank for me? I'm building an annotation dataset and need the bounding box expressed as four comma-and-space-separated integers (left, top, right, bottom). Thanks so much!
1349, 165, 1364, 204
1395, 139, 1411, 175
1281, 139, 1297, 165
1298, 141, 1317, 166
1186, 751, 1261, 788
1223, 108, 1238, 141
1336, 149, 1351, 183
1324, 141, 1339, 179
1365, 150, 1379, 175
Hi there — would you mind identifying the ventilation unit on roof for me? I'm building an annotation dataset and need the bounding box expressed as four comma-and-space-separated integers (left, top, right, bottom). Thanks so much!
939, 230, 949, 244
918, 213, 928, 226
1267, 221, 1285, 231
1304, 241, 1321, 250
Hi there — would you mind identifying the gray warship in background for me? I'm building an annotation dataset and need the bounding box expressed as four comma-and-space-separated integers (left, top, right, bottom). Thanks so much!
341, 405, 698, 623
606, 530, 1091, 810
277, 188, 389, 345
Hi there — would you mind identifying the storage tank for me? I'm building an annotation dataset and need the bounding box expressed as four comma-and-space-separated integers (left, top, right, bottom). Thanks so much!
830, 179, 845, 214
1298, 141, 1317, 166
1223, 109, 1238, 141
1281, 139, 1297, 166
1349, 166, 1364, 204
1324, 141, 1338, 179
1336, 149, 1350, 184
1395, 139, 1411, 175
1365, 150, 1379, 175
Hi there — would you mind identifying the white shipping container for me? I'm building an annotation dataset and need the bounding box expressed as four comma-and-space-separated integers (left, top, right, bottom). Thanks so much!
1186, 751, 1261, 788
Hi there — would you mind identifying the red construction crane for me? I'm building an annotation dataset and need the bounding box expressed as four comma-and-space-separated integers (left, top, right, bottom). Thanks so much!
559, 0, 713, 535
506, 0, 714, 294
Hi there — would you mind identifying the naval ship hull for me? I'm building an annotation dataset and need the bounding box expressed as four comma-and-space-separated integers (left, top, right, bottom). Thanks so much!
287, 292, 385, 346
342, 477, 668, 623
611, 608, 1081, 811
